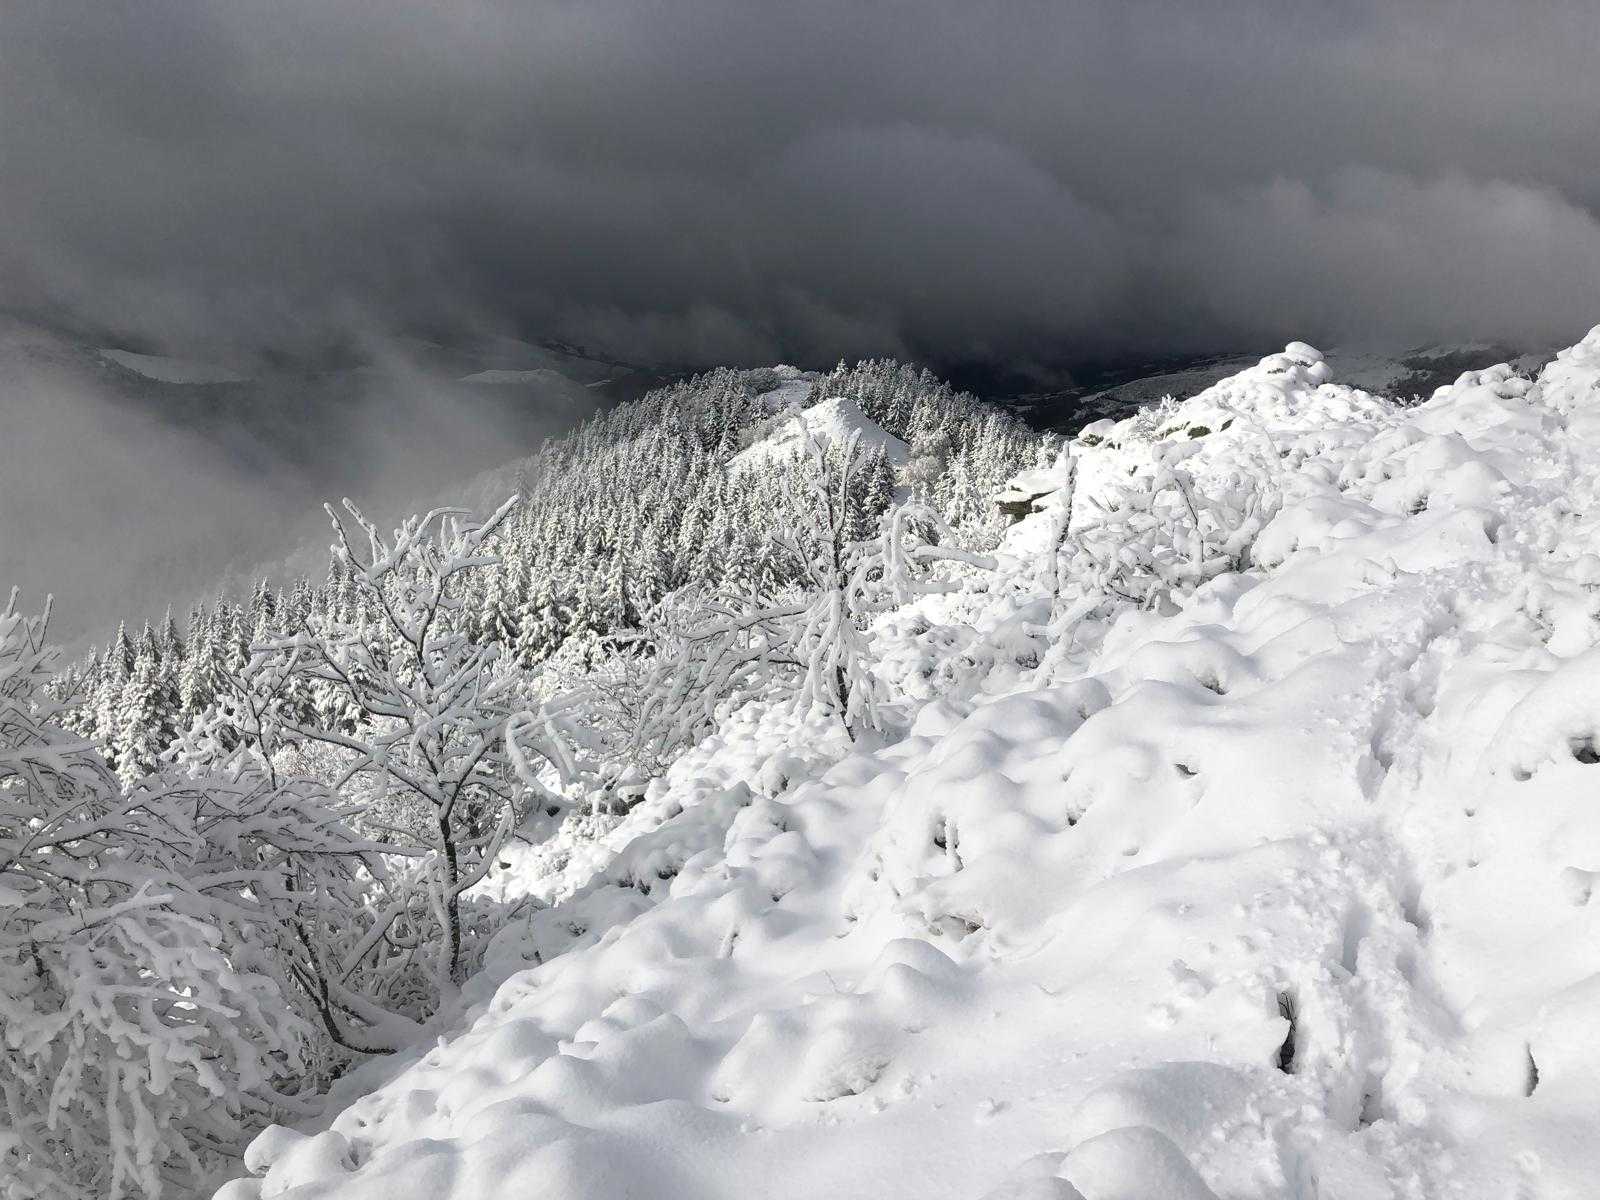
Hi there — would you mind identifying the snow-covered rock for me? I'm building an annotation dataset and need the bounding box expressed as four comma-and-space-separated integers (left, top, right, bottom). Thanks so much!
222, 330, 1600, 1200
994, 466, 1065, 520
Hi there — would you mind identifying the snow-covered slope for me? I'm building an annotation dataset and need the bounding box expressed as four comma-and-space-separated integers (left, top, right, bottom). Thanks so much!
224, 332, 1600, 1199
458, 368, 584, 386
1011, 342, 1552, 432
97, 348, 249, 384
730, 393, 909, 474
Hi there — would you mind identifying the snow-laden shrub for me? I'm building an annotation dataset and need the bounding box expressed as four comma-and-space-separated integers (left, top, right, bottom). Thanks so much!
170, 653, 444, 1063
1064, 444, 1280, 612
1121, 394, 1182, 443
0, 596, 312, 1200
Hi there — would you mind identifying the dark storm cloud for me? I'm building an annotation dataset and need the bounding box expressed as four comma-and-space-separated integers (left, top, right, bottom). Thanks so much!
5, 0, 1600, 368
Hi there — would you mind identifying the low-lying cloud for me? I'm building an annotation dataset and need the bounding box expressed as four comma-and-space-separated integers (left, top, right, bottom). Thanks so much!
0, 333, 596, 643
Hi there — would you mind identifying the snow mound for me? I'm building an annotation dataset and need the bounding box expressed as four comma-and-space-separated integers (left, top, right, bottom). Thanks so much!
224, 327, 1600, 1200
730, 394, 908, 474
97, 348, 247, 384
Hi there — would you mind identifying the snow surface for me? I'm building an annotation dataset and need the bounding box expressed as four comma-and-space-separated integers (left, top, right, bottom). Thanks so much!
750, 366, 814, 412
730, 394, 909, 475
97, 348, 247, 384
223, 331, 1600, 1199
458, 368, 573, 385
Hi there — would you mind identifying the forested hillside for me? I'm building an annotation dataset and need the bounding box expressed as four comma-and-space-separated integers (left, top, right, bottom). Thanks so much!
55, 360, 1043, 784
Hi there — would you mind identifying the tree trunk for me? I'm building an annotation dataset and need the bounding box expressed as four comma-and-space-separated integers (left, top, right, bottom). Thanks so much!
834, 665, 856, 742
439, 815, 463, 986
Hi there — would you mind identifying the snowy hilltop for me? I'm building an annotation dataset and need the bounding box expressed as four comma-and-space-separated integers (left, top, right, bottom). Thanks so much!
188, 328, 1600, 1200
730, 392, 910, 475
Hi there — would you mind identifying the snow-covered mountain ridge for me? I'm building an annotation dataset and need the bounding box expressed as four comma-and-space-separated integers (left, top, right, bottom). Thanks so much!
224, 330, 1600, 1199
1002, 342, 1553, 431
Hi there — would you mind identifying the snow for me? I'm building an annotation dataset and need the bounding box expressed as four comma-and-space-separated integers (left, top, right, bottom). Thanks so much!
97, 348, 247, 384
221, 330, 1600, 1199
995, 466, 1062, 504
458, 368, 571, 385
752, 369, 815, 414
730, 394, 909, 474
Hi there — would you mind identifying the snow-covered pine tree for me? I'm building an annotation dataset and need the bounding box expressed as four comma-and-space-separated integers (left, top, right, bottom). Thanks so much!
114, 642, 170, 787
848, 440, 897, 544
158, 607, 185, 665
179, 606, 223, 720
478, 551, 523, 649
90, 647, 128, 769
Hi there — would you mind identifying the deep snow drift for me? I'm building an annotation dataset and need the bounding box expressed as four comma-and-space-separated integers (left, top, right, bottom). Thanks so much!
223, 331, 1600, 1199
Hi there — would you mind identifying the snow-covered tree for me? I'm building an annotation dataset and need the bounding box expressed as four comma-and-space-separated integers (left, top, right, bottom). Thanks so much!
0, 594, 311, 1200
113, 635, 182, 788
172, 649, 424, 1059
776, 429, 892, 737
625, 582, 804, 771
265, 499, 576, 990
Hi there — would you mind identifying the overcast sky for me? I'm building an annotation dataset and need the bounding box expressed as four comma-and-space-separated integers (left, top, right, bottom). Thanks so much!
5, 0, 1600, 371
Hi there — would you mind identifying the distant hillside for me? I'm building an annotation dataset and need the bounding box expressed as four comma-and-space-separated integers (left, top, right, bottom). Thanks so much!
56, 358, 1045, 790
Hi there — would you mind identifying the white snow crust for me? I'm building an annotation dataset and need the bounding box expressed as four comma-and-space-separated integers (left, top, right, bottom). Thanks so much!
223, 329, 1600, 1199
